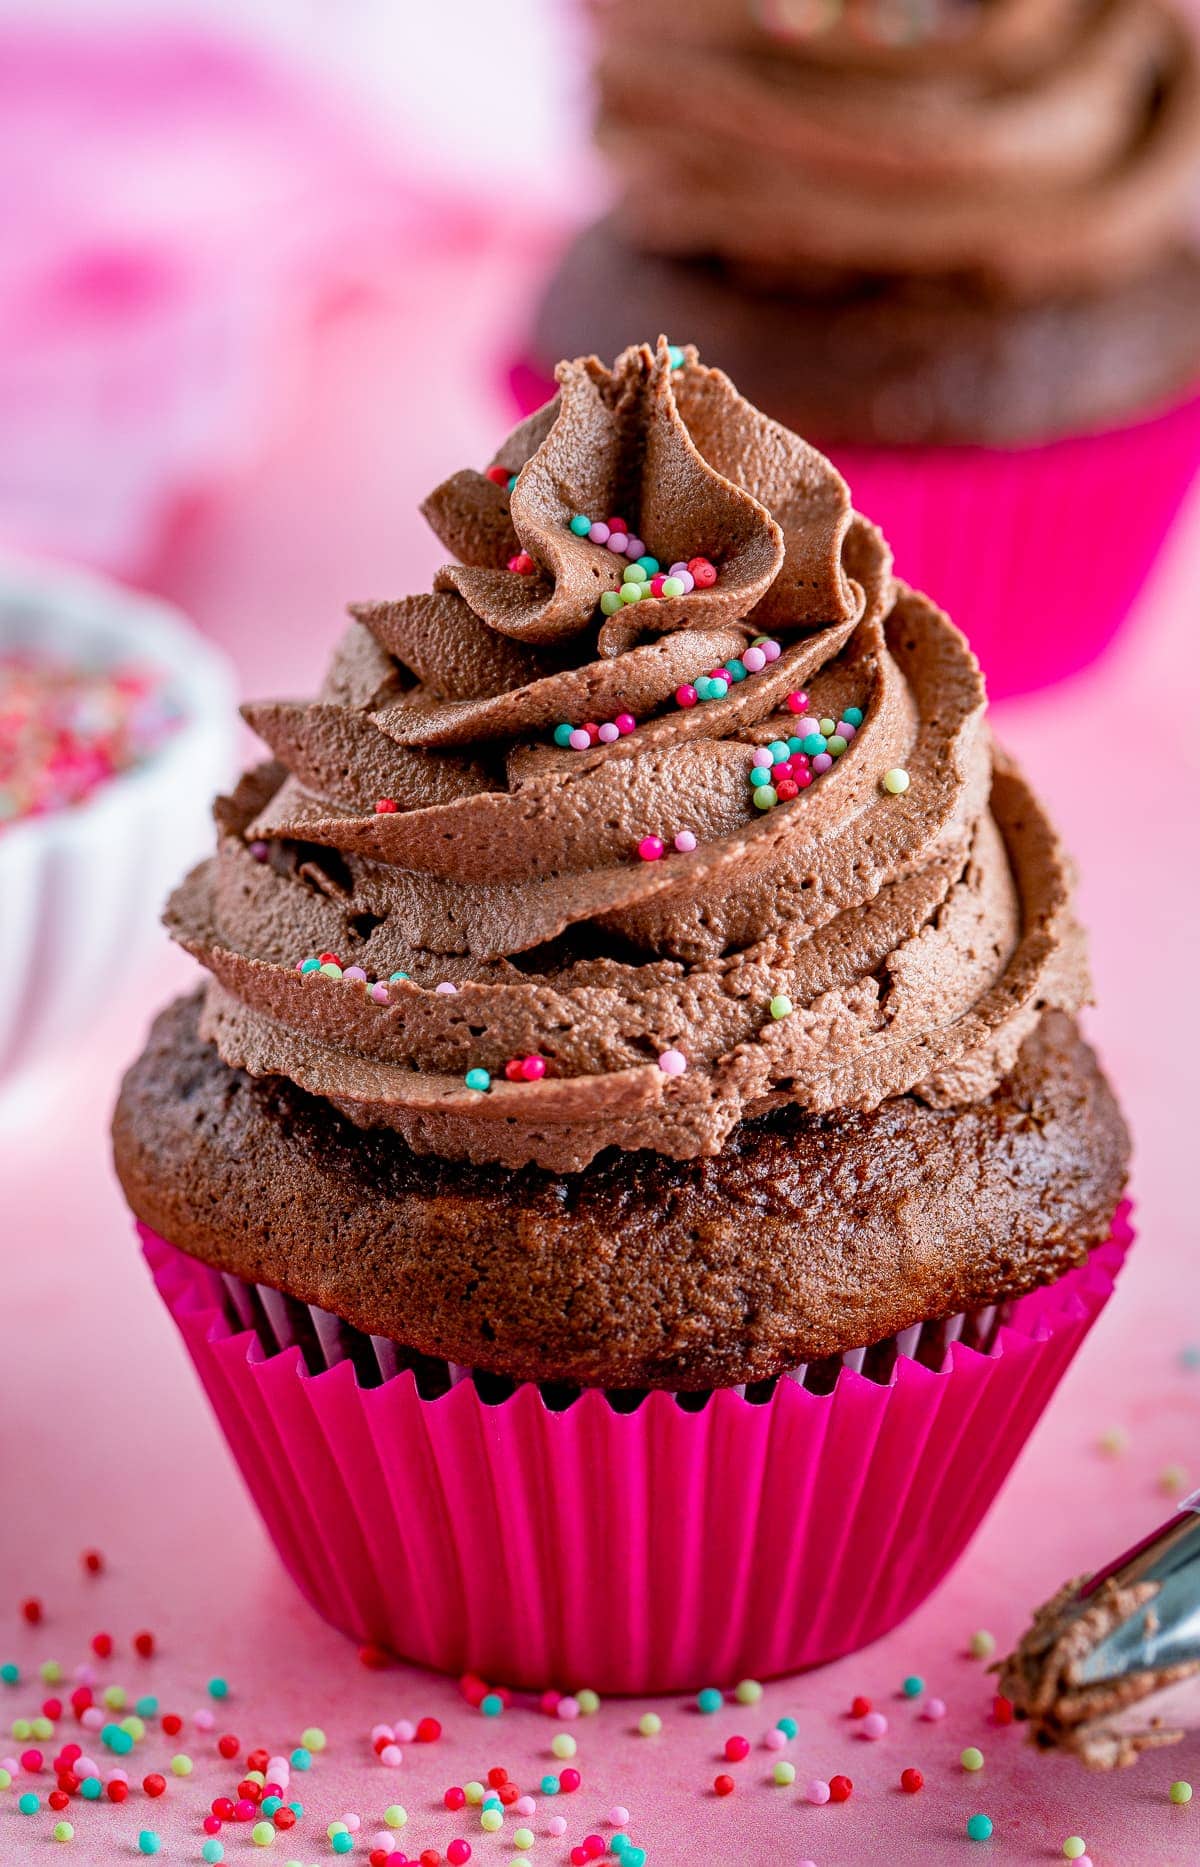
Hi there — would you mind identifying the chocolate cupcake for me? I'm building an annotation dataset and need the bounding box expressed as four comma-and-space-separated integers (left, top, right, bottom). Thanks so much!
520, 0, 1200, 696
116, 342, 1131, 1690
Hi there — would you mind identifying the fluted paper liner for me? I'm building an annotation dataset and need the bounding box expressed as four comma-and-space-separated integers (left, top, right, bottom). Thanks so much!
143, 1208, 1131, 1692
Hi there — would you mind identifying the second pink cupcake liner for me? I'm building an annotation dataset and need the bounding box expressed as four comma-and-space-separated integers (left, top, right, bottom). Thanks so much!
508, 359, 1200, 701
144, 1210, 1131, 1693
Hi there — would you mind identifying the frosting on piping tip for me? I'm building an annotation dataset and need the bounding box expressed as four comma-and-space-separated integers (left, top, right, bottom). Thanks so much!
168, 340, 1088, 1171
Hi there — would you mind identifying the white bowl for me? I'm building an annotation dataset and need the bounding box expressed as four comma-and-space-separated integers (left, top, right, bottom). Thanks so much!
0, 553, 234, 1084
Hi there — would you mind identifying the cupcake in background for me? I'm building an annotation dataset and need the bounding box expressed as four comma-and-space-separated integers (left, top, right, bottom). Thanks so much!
521, 0, 1200, 697
115, 341, 1131, 1691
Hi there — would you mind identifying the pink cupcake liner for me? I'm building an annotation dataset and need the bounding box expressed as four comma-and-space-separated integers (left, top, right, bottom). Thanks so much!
508, 358, 1200, 701
143, 1208, 1132, 1692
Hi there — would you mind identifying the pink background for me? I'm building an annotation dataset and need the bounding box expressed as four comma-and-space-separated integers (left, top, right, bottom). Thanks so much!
1, 227, 1198, 1865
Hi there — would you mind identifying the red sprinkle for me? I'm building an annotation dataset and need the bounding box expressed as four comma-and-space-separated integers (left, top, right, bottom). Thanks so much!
714, 1773, 735, 1796
416, 1716, 442, 1743
375, 798, 398, 814
558, 1767, 581, 1793
420, 1851, 441, 1867
486, 1767, 507, 1788
48, 1790, 70, 1812
91, 1633, 112, 1659
460, 1674, 489, 1708
20, 1750, 43, 1773
675, 684, 698, 709
485, 466, 510, 487
56, 1772, 79, 1794
724, 1735, 750, 1763
359, 1644, 393, 1670
371, 1854, 392, 1867
993, 1694, 1014, 1725
498, 1783, 519, 1807
246, 1750, 269, 1774
850, 1697, 871, 1719
444, 1787, 466, 1812
317, 953, 341, 969
82, 1551, 104, 1576
218, 1735, 240, 1760
829, 1775, 854, 1803
162, 1715, 182, 1738
211, 1799, 237, 1822
901, 1768, 924, 1793
133, 1631, 155, 1658
107, 1780, 129, 1803
688, 557, 718, 589
507, 552, 535, 576
775, 778, 800, 801
42, 1699, 62, 1720
20, 1599, 42, 1625
274, 1808, 296, 1830
143, 1774, 166, 1799
70, 1689, 92, 1717
447, 1844, 471, 1866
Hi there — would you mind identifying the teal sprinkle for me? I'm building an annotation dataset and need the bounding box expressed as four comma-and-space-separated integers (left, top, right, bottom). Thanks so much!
203, 1844, 225, 1865
902, 1676, 924, 1698
332, 1836, 353, 1856
725, 659, 747, 682
207, 1677, 229, 1700
464, 1068, 491, 1093
389, 971, 410, 983
776, 1715, 798, 1738
262, 1796, 282, 1816
80, 1778, 102, 1800
541, 1774, 559, 1795
135, 1697, 158, 1718
768, 741, 790, 762
801, 733, 827, 756
569, 514, 591, 537
842, 706, 864, 726
967, 1815, 993, 1841
635, 557, 659, 577
18, 1793, 39, 1814
553, 723, 574, 747
787, 736, 803, 754
481, 1693, 504, 1717
694, 677, 712, 700
0, 1664, 17, 1685
697, 1687, 723, 1713
667, 345, 686, 369
625, 1849, 647, 1867
299, 957, 320, 975
707, 678, 728, 699
1180, 1344, 1200, 1369
288, 1802, 303, 1818
483, 1793, 501, 1809
612, 1841, 628, 1858
138, 1834, 162, 1856
289, 1748, 312, 1771
103, 1724, 133, 1755
507, 475, 517, 493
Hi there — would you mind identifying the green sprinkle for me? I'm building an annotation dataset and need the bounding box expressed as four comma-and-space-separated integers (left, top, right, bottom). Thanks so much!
773, 1761, 796, 1786
734, 1679, 763, 1705
481, 1807, 503, 1832
624, 562, 648, 584
53, 1823, 74, 1843
599, 591, 622, 617
968, 1630, 996, 1659
1063, 1842, 1086, 1861
882, 767, 910, 795
251, 1821, 275, 1846
752, 786, 777, 811
577, 1689, 600, 1714
1170, 1781, 1193, 1804
551, 1733, 577, 1759
637, 1712, 662, 1736
827, 734, 848, 756
966, 1815, 993, 1841
170, 1753, 193, 1776
769, 996, 793, 1020
383, 1806, 406, 1827
961, 1747, 984, 1772
619, 583, 643, 605
661, 576, 685, 598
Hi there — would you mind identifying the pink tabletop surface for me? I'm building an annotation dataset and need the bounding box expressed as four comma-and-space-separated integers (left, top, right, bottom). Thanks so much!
2, 236, 1199, 1866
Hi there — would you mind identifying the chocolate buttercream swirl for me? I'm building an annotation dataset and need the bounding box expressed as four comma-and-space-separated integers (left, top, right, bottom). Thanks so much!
591, 0, 1200, 299
169, 341, 1087, 1172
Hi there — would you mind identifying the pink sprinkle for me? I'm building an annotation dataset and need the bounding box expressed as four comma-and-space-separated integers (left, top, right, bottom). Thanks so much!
370, 983, 389, 1004
607, 532, 629, 556
76, 1758, 98, 1778
922, 1697, 947, 1721
249, 840, 269, 863
615, 713, 636, 735
861, 1712, 888, 1739
379, 1744, 403, 1767
435, 981, 458, 994
0, 1758, 16, 1775
658, 1049, 687, 1076
742, 647, 766, 674
341, 1814, 362, 1832
393, 1721, 416, 1744
371, 1837, 397, 1856
267, 1758, 289, 1782
673, 830, 697, 853
806, 1779, 831, 1805
812, 753, 833, 773
608, 1808, 629, 1828
675, 685, 698, 709
625, 537, 646, 560
193, 1710, 214, 1731
558, 1696, 581, 1720
761, 639, 781, 663
548, 1817, 568, 1838
764, 1729, 787, 1750
638, 835, 665, 862
80, 1709, 103, 1732
515, 1796, 536, 1817
598, 723, 620, 744
796, 717, 820, 737
73, 1666, 95, 1686
588, 522, 610, 545
342, 966, 367, 983
107, 1768, 128, 1786
569, 729, 591, 751
837, 721, 857, 740
786, 690, 810, 713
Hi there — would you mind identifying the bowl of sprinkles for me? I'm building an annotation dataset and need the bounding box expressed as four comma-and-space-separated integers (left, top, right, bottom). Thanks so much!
0, 553, 234, 1084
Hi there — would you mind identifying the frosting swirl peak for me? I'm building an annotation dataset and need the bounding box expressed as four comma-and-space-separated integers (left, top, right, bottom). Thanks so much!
170, 342, 1087, 1171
